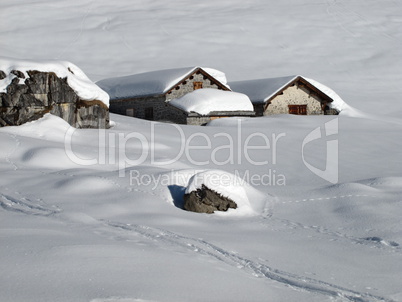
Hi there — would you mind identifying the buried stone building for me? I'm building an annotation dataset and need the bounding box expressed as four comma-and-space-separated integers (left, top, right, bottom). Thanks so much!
97, 67, 255, 125
0, 59, 110, 128
229, 75, 339, 116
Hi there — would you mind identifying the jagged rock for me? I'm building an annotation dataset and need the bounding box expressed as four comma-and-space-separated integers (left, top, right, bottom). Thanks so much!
11, 70, 25, 79
0, 69, 109, 128
183, 184, 238, 214
0, 70, 6, 80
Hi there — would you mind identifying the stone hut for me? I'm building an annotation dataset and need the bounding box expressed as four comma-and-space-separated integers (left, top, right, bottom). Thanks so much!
229, 75, 339, 116
0, 59, 110, 128
97, 67, 255, 125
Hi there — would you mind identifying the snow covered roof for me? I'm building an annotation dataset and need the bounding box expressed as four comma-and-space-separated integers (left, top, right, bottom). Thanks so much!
0, 57, 109, 106
229, 75, 297, 104
96, 67, 229, 100
229, 75, 335, 104
229, 75, 349, 112
169, 88, 254, 115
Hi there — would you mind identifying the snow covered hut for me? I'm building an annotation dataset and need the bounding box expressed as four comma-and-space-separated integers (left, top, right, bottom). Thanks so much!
0, 58, 110, 128
229, 75, 339, 116
97, 67, 255, 125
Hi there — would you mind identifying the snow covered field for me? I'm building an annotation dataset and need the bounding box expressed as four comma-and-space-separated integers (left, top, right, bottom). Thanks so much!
1, 1, 402, 302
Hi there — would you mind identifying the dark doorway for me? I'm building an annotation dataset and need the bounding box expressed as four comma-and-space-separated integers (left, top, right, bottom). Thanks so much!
145, 107, 154, 120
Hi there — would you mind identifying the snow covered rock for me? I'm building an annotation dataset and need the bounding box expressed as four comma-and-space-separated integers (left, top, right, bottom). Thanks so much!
0, 58, 109, 128
183, 170, 252, 214
184, 184, 238, 214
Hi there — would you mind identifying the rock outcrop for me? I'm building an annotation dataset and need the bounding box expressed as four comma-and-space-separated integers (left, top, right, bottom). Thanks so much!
0, 62, 109, 129
183, 184, 238, 214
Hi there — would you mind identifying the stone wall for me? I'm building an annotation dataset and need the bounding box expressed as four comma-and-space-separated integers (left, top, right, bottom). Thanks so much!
186, 116, 213, 126
110, 96, 190, 124
264, 85, 324, 115
110, 96, 166, 120
0, 70, 109, 128
166, 72, 220, 101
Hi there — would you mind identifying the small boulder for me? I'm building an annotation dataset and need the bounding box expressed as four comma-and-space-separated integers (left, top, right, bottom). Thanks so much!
184, 184, 237, 214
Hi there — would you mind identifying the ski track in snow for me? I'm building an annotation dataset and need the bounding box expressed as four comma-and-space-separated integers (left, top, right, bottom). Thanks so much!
103, 220, 393, 302
281, 194, 374, 205
56, 0, 95, 59
0, 167, 399, 301
0, 193, 60, 216
267, 194, 401, 254
264, 216, 401, 254
326, 0, 397, 41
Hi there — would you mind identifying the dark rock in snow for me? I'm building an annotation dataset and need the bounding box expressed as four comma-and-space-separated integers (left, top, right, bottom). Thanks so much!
183, 184, 237, 214
10, 69, 25, 79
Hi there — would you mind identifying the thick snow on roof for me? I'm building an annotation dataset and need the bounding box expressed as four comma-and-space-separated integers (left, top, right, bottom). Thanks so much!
169, 88, 253, 115
303, 77, 350, 114
203, 68, 229, 88
229, 75, 349, 113
96, 67, 229, 100
0, 57, 109, 106
229, 75, 297, 104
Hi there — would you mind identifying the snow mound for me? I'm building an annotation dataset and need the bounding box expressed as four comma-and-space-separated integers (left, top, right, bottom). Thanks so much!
169, 88, 254, 115
0, 57, 109, 106
54, 176, 116, 195
185, 170, 267, 216
21, 147, 80, 169
1, 114, 71, 142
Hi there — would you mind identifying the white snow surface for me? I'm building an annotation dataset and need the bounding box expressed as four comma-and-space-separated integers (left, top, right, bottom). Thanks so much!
0, 57, 109, 106
1, 112, 402, 302
169, 89, 253, 114
96, 67, 228, 100
1, 1, 402, 302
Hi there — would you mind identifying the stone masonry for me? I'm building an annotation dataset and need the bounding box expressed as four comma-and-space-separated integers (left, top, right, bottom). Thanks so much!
265, 84, 324, 115
166, 72, 222, 101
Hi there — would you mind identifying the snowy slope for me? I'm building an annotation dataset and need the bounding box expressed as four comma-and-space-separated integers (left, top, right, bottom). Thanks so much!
1, 1, 402, 302
1, 113, 401, 302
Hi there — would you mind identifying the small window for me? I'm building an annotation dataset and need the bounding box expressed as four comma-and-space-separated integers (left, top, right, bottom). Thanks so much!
126, 108, 134, 117
193, 82, 203, 90
145, 107, 154, 120
288, 104, 307, 115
